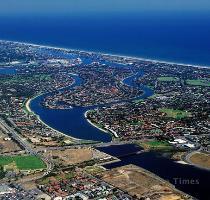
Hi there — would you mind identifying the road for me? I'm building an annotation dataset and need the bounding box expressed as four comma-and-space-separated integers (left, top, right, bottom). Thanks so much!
0, 117, 53, 181
36, 139, 139, 152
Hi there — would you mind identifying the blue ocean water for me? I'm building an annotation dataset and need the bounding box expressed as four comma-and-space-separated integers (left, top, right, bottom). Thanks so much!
1, 8, 210, 199
0, 13, 210, 66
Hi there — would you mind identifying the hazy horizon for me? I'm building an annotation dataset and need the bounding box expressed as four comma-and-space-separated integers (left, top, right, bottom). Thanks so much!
0, 0, 210, 17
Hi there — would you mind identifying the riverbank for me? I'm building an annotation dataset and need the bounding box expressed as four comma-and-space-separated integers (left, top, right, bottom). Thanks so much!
2, 39, 210, 69
185, 151, 210, 171
84, 110, 119, 139
24, 91, 82, 143
25, 98, 32, 113
101, 164, 193, 200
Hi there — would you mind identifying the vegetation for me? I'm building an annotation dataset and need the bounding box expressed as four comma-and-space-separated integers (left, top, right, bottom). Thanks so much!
130, 120, 143, 126
0, 166, 5, 179
186, 79, 210, 87
85, 165, 105, 175
37, 171, 75, 185
160, 108, 191, 119
157, 76, 179, 82
0, 155, 46, 170
0, 74, 52, 84
139, 140, 173, 150
133, 99, 144, 103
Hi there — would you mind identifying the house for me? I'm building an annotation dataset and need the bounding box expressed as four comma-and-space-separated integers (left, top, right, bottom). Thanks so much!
0, 184, 15, 195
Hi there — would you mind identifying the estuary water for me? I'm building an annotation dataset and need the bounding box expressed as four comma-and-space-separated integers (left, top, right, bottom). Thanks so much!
30, 70, 153, 142
28, 64, 210, 200
97, 144, 210, 200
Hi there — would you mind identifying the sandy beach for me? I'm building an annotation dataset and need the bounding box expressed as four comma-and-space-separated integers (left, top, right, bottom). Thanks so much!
84, 111, 109, 134
24, 92, 81, 142
84, 110, 119, 138
25, 98, 32, 113
1, 39, 210, 69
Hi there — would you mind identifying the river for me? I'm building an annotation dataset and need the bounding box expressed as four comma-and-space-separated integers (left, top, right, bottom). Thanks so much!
2, 55, 209, 200
28, 61, 210, 199
97, 144, 210, 200
29, 65, 153, 142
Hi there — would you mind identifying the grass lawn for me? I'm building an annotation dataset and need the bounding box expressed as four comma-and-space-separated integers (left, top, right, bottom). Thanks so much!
133, 99, 144, 104
0, 155, 46, 170
85, 166, 105, 175
130, 120, 143, 126
0, 74, 52, 84
160, 108, 190, 119
139, 140, 173, 150
158, 76, 179, 82
147, 140, 170, 147
186, 79, 210, 87
38, 171, 75, 185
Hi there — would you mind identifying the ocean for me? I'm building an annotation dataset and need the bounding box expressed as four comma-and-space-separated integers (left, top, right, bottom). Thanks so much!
1, 11, 210, 199
0, 13, 210, 67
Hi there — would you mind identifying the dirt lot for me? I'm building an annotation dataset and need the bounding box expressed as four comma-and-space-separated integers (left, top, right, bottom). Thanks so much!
45, 148, 93, 166
101, 165, 190, 200
189, 152, 210, 169
0, 131, 21, 153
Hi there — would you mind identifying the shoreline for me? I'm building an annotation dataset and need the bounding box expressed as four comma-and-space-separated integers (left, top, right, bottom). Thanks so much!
84, 111, 109, 134
25, 69, 145, 143
185, 151, 210, 171
24, 90, 82, 143
121, 72, 139, 87
1, 39, 210, 69
84, 110, 118, 139
25, 98, 32, 113
24, 77, 109, 144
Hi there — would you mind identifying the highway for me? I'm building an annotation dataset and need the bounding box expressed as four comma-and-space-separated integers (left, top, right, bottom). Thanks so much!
36, 139, 141, 152
0, 117, 53, 179
0, 118, 35, 154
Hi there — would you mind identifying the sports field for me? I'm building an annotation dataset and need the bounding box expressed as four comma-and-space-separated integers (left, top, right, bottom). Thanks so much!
186, 79, 210, 87
158, 76, 179, 82
160, 108, 190, 119
139, 140, 173, 150
0, 155, 46, 170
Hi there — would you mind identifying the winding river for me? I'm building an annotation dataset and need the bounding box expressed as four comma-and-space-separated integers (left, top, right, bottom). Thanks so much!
30, 69, 153, 142
1, 61, 210, 199
28, 65, 210, 200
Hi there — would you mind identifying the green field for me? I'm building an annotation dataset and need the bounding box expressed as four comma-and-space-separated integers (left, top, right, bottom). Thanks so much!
85, 166, 105, 175
158, 76, 179, 82
0, 74, 52, 84
186, 79, 210, 87
160, 108, 190, 119
130, 120, 143, 126
139, 140, 173, 150
0, 155, 46, 170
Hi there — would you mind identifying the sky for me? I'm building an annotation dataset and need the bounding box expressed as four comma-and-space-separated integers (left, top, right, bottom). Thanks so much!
0, 0, 210, 17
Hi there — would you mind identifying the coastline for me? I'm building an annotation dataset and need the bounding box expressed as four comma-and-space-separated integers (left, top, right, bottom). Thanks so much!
1, 39, 210, 69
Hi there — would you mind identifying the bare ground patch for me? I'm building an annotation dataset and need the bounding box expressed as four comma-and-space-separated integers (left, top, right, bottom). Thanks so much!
100, 165, 191, 200
45, 148, 93, 166
189, 152, 210, 169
